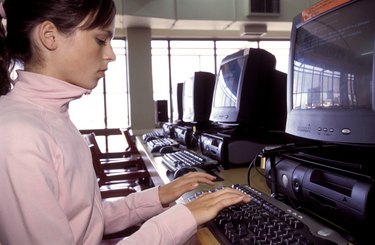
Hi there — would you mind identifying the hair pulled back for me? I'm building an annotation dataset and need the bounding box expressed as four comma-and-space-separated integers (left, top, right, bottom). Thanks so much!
0, 0, 116, 96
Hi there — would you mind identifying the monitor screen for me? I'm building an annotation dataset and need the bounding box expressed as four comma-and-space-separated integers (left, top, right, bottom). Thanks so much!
212, 56, 245, 111
286, 0, 375, 145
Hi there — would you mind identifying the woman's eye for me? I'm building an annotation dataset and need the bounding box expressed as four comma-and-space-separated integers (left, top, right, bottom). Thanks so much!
96, 38, 107, 45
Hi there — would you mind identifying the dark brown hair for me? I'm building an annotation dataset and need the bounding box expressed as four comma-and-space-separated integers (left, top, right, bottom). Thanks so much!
0, 0, 116, 96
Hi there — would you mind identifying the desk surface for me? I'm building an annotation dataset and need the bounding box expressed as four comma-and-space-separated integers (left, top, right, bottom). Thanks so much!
135, 136, 270, 244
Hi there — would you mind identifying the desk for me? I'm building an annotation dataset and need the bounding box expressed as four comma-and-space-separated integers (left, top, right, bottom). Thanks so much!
135, 136, 271, 244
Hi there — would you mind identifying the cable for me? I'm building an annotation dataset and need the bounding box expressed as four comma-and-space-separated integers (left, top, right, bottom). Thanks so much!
246, 155, 258, 187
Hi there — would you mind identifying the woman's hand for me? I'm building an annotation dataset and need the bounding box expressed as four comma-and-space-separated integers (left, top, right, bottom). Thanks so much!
158, 172, 216, 206
185, 187, 251, 225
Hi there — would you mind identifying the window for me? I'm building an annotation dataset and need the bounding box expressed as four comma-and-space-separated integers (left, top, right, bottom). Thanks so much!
169, 40, 215, 121
152, 40, 216, 121
151, 40, 170, 102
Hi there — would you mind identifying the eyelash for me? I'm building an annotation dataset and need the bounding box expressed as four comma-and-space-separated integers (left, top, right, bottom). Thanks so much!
96, 38, 107, 46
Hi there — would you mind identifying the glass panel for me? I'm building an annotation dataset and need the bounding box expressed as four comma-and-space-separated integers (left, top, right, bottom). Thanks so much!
152, 56, 170, 100
151, 40, 170, 120
106, 92, 129, 128
106, 40, 129, 128
108, 135, 127, 152
106, 43, 127, 93
170, 40, 214, 49
170, 40, 215, 84
70, 93, 105, 129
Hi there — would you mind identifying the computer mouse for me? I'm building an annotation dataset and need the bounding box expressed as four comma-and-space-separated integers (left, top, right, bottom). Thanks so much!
159, 146, 178, 154
173, 166, 198, 179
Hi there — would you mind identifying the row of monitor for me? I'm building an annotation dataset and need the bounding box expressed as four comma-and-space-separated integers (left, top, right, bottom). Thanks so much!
174, 0, 374, 147
179, 48, 286, 133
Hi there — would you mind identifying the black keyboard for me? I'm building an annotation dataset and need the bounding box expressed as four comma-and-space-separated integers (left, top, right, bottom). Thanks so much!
161, 150, 219, 172
142, 131, 164, 141
147, 138, 179, 153
189, 184, 348, 245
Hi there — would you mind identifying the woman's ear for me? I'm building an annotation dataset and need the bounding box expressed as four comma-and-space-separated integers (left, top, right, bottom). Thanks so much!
38, 21, 58, 50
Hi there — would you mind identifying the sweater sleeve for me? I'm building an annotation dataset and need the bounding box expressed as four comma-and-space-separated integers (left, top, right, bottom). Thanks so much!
102, 187, 197, 245
118, 204, 197, 245
102, 187, 166, 234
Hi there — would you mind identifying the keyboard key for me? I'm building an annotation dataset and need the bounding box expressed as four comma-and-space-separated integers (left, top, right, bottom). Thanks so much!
147, 138, 179, 153
161, 150, 219, 172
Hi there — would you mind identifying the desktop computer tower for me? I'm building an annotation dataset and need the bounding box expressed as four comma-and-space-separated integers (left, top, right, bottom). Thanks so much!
174, 125, 197, 149
155, 100, 168, 123
199, 132, 265, 169
264, 153, 374, 242
162, 122, 176, 138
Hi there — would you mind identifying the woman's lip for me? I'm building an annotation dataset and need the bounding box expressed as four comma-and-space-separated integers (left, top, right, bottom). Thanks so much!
98, 70, 106, 77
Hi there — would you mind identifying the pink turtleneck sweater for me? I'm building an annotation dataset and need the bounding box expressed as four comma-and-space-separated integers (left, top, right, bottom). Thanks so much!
0, 71, 196, 245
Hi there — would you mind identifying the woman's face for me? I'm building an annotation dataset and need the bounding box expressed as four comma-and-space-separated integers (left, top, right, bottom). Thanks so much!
48, 20, 116, 90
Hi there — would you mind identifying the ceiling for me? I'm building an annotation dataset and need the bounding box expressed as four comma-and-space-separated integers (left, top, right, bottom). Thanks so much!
115, 15, 293, 39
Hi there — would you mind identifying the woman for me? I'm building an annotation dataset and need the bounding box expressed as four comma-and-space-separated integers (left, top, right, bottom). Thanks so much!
0, 0, 250, 244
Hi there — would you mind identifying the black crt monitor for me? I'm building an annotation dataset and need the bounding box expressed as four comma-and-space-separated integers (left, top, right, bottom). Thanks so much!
285, 0, 375, 146
177, 82, 184, 121
209, 48, 287, 132
182, 71, 216, 124
171, 82, 184, 122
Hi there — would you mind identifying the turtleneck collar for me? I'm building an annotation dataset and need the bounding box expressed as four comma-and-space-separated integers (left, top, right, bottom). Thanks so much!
10, 70, 91, 113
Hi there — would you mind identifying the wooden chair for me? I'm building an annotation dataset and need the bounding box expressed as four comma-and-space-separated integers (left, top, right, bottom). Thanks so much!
119, 127, 140, 156
92, 136, 145, 244
83, 132, 144, 170
88, 144, 152, 195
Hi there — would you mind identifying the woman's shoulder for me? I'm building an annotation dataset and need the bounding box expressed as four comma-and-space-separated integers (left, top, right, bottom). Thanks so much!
0, 99, 53, 145
0, 94, 47, 123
